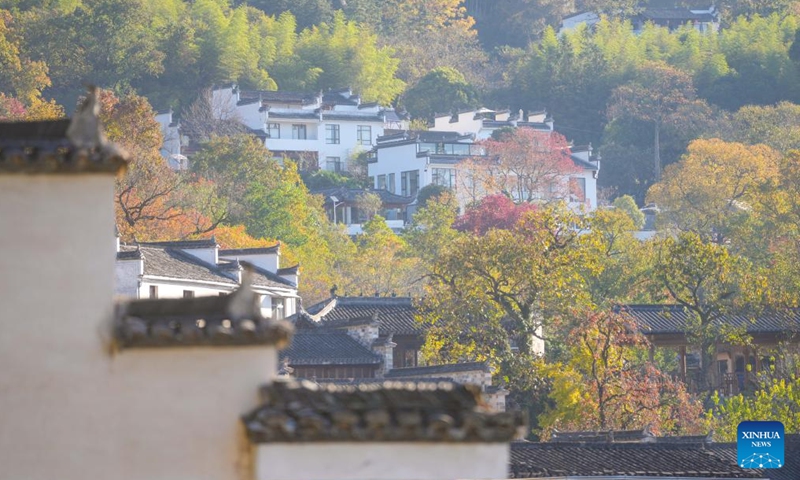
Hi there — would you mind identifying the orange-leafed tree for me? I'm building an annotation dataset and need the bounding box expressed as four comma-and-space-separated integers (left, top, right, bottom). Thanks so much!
98, 90, 226, 241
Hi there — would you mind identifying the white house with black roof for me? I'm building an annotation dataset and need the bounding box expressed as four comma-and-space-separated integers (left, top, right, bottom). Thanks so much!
115, 239, 299, 320
367, 126, 599, 212
432, 108, 553, 140
211, 84, 407, 172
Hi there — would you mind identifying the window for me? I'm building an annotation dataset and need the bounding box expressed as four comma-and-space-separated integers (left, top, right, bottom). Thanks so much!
377, 174, 387, 190
183, 290, 194, 298
326, 157, 342, 172
266, 123, 280, 139
401, 170, 420, 196
291, 124, 307, 140
357, 125, 372, 146
569, 177, 586, 202
149, 285, 158, 299
273, 297, 285, 320
325, 124, 340, 144
387, 173, 395, 193
431, 168, 455, 189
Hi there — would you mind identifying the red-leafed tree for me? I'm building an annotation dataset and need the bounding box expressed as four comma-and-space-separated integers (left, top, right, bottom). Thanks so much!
453, 194, 538, 235
461, 128, 579, 204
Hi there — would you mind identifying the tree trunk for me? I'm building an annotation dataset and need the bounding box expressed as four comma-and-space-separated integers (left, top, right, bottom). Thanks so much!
654, 122, 661, 182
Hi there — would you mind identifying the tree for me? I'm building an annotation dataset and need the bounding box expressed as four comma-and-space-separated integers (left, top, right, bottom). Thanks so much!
189, 134, 274, 224
354, 192, 382, 221
274, 12, 405, 104
421, 205, 594, 362
180, 88, 248, 143
539, 310, 703, 437
403, 191, 460, 269
453, 194, 538, 235
472, 0, 574, 49
465, 128, 579, 204
727, 102, 800, 152
612, 195, 645, 229
654, 232, 761, 393
647, 139, 781, 245
102, 90, 226, 241
707, 375, 800, 441
576, 0, 640, 17
402, 67, 479, 121
338, 215, 420, 296
416, 184, 451, 209
607, 62, 698, 181
580, 207, 652, 308
0, 10, 51, 104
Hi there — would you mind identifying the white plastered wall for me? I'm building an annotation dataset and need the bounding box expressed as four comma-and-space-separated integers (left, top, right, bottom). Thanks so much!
0, 175, 277, 480
256, 443, 509, 480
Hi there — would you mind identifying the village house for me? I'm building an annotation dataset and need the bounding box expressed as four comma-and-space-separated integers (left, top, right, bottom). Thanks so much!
367, 127, 599, 214
622, 304, 800, 395
0, 88, 524, 480
311, 186, 414, 234
285, 296, 510, 412
115, 238, 299, 320
211, 84, 407, 172
558, 2, 719, 35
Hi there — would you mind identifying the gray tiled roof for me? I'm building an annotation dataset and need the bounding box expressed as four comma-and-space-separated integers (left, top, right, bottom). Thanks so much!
123, 244, 294, 290
509, 442, 762, 478
0, 115, 128, 174
220, 245, 280, 256
115, 278, 293, 349
621, 305, 800, 335
304, 296, 424, 335
280, 329, 382, 366
243, 378, 525, 443
709, 436, 800, 480
386, 362, 491, 378
138, 246, 236, 285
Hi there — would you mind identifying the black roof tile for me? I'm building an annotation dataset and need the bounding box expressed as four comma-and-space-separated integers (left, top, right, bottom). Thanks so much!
243, 378, 526, 443
509, 442, 762, 478
0, 91, 128, 175
115, 275, 293, 349
280, 329, 382, 366
621, 305, 800, 335
303, 296, 424, 335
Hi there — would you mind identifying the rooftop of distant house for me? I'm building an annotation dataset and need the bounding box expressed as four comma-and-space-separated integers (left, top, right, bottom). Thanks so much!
295, 296, 424, 336
242, 378, 525, 443
117, 239, 297, 290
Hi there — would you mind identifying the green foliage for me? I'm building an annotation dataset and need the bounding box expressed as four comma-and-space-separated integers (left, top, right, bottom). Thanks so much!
415, 184, 452, 209
612, 195, 645, 229
402, 67, 479, 121
272, 12, 404, 104
653, 232, 762, 392
300, 170, 363, 190
707, 375, 800, 440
